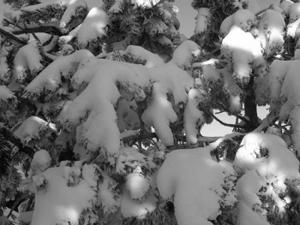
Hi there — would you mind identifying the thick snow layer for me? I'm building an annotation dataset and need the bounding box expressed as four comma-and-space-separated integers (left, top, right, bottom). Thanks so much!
60, 0, 87, 30
24, 50, 94, 97
258, 10, 285, 57
157, 146, 225, 225
234, 133, 300, 224
194, 8, 210, 34
14, 116, 56, 144
78, 7, 108, 48
126, 172, 150, 200
220, 9, 256, 36
172, 40, 200, 69
280, 0, 294, 16
280, 60, 300, 120
13, 41, 43, 81
288, 3, 300, 23
31, 166, 96, 225
183, 88, 205, 144
142, 82, 178, 146
31, 150, 52, 175
234, 133, 299, 180
0, 85, 15, 102
120, 188, 156, 218
60, 59, 192, 153
221, 25, 262, 83
234, 0, 281, 14
121, 45, 165, 68
236, 171, 270, 225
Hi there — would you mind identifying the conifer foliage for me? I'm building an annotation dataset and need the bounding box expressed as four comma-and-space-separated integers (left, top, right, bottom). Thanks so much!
1, 0, 300, 225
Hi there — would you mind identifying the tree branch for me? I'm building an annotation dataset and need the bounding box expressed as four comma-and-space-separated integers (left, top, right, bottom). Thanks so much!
0, 124, 36, 158
203, 109, 246, 129
0, 27, 27, 45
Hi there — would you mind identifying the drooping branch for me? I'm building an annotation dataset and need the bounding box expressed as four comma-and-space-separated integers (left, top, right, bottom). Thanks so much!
203, 109, 247, 129
9, 20, 64, 36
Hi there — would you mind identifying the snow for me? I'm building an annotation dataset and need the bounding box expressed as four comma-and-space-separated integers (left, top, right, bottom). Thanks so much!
258, 10, 285, 57
172, 40, 200, 69
142, 82, 178, 146
14, 116, 56, 144
121, 45, 165, 68
0, 85, 15, 102
24, 50, 94, 97
280, 0, 294, 16
234, 133, 300, 224
120, 188, 156, 218
221, 25, 262, 84
58, 58, 192, 153
126, 172, 150, 200
31, 166, 96, 225
157, 146, 225, 225
13, 41, 43, 82
183, 88, 205, 144
60, 0, 87, 30
31, 150, 52, 175
98, 172, 120, 213
194, 8, 210, 34
234, 133, 299, 179
77, 7, 108, 48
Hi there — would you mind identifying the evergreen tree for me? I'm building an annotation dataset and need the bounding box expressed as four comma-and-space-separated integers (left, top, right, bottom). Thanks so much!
1, 0, 300, 225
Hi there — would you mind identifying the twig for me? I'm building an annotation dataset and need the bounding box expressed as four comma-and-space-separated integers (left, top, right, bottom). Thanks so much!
203, 109, 246, 129
7, 193, 32, 219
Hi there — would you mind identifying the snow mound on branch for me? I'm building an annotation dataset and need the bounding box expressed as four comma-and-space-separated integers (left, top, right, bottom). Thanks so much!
183, 88, 205, 144
142, 82, 178, 146
220, 9, 256, 36
157, 147, 225, 225
13, 41, 43, 82
121, 45, 165, 68
233, 0, 281, 14
194, 8, 210, 34
24, 50, 94, 97
120, 188, 156, 218
234, 133, 300, 224
172, 40, 200, 69
60, 59, 192, 152
31, 166, 96, 225
126, 172, 150, 200
60, 0, 87, 30
258, 9, 285, 57
234, 133, 299, 179
0, 86, 15, 102
14, 116, 56, 144
31, 150, 52, 175
78, 7, 108, 49
280, 0, 294, 16
221, 25, 262, 85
